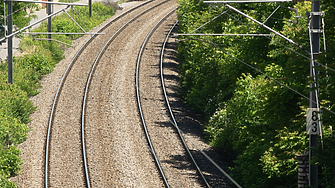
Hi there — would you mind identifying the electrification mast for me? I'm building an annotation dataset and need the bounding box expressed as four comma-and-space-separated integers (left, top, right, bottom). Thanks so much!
3, 0, 89, 84
7, 0, 13, 84
307, 0, 322, 187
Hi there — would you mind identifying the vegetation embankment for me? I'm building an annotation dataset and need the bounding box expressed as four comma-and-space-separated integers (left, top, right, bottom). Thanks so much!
0, 2, 117, 187
177, 0, 335, 187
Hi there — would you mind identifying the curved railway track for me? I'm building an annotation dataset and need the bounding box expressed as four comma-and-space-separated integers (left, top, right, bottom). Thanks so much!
136, 11, 211, 187
41, 0, 233, 187
82, 1, 176, 188
159, 21, 211, 187
45, 0, 178, 187
8, 0, 242, 187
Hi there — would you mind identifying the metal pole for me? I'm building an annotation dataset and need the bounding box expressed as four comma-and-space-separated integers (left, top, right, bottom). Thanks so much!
309, 1, 321, 187
89, 0, 91, 18
7, 0, 13, 84
48, 0, 52, 42
3, 1, 5, 26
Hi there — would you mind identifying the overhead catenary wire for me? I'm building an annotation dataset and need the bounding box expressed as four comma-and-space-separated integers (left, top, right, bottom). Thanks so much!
175, 33, 275, 36
63, 8, 87, 33
262, 2, 283, 24
179, 5, 320, 67
320, 16, 332, 137
0, 5, 70, 43
4, 0, 87, 6
224, 4, 306, 52
1, 3, 31, 19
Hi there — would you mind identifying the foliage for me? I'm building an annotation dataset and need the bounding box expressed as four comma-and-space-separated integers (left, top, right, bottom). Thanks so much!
178, 0, 335, 187
0, 53, 55, 96
177, 0, 293, 120
0, 170, 17, 188
0, 2, 38, 34
315, 134, 335, 188
19, 2, 116, 63
313, 1, 335, 187
0, 75, 32, 187
205, 69, 306, 187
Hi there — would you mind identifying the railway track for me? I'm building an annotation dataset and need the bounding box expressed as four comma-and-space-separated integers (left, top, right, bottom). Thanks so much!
135, 11, 213, 187
45, 0, 179, 187
43, 0, 213, 187
6, 0, 241, 186
40, 0, 237, 187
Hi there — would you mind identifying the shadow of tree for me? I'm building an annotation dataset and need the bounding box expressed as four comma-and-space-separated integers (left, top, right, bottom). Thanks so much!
158, 27, 237, 188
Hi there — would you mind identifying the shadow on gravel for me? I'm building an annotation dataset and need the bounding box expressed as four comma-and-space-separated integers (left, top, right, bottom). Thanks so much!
158, 34, 237, 188
160, 153, 205, 186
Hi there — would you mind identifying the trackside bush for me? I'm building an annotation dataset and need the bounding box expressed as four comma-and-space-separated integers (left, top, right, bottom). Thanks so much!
0, 2, 117, 186
177, 0, 335, 187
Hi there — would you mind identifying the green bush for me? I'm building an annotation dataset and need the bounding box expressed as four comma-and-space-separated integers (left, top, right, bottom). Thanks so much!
0, 2, 117, 187
0, 110, 29, 148
176, 0, 335, 186
0, 83, 36, 124
205, 69, 307, 187
0, 170, 17, 188
0, 146, 23, 177
0, 83, 30, 187
20, 2, 116, 63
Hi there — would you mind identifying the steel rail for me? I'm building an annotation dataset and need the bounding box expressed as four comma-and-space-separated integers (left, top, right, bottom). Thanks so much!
81, 0, 172, 187
45, 0, 154, 187
160, 20, 211, 188
136, 7, 178, 188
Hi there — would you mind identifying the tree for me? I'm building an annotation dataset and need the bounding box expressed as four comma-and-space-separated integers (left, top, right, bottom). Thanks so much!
0, 2, 38, 33
176, 0, 335, 187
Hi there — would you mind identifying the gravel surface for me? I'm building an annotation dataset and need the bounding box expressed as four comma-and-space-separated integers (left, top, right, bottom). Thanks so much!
137, 13, 206, 187
12, 0, 235, 187
162, 27, 235, 188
